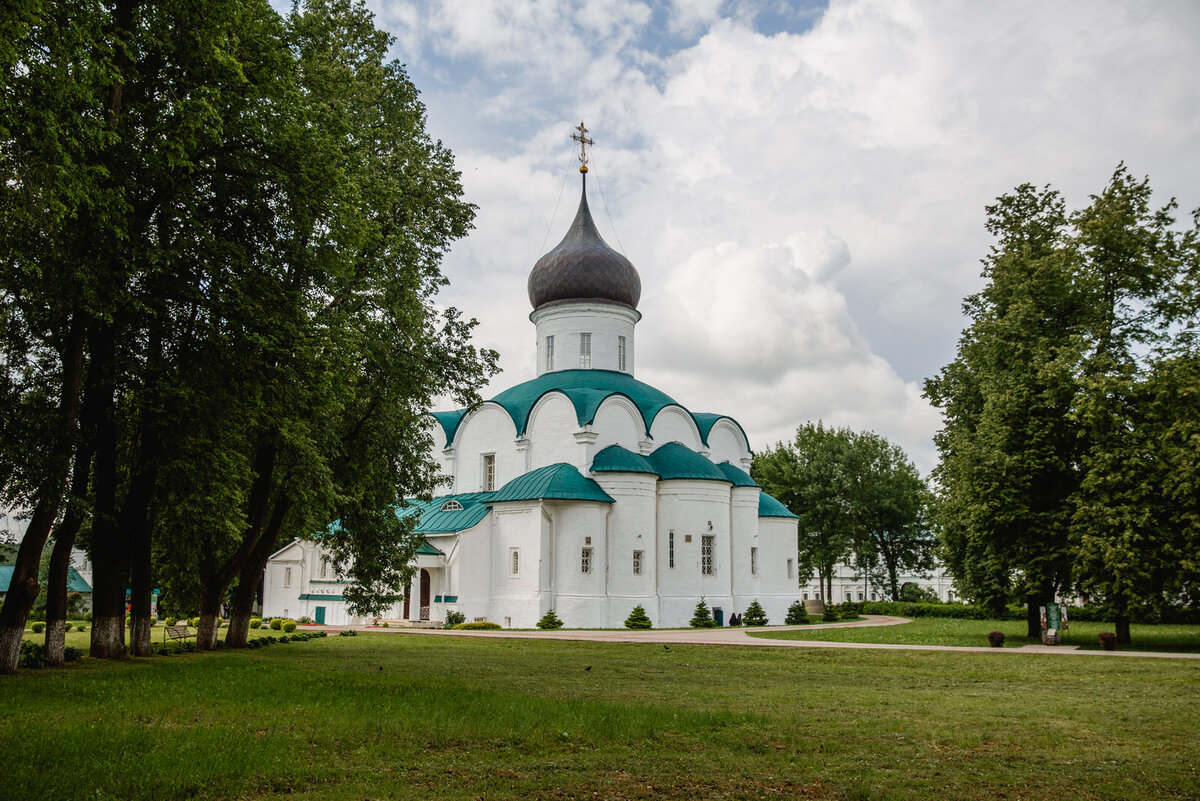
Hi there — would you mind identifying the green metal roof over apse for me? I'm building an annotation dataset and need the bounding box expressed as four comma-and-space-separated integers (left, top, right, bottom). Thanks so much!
489, 462, 615, 504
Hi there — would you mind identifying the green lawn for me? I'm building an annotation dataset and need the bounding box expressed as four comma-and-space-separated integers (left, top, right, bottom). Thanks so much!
4, 632, 1200, 800
751, 617, 1200, 652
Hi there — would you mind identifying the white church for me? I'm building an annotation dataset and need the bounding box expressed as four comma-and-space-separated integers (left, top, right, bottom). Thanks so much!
263, 133, 803, 629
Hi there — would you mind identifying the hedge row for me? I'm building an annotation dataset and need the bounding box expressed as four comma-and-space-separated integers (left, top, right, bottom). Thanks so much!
837, 600, 1200, 625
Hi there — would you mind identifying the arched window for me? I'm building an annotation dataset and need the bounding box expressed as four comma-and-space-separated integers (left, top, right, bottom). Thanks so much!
441, 499, 463, 511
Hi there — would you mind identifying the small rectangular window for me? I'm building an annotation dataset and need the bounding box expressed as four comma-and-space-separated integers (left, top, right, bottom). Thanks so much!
668, 530, 675, 568
701, 535, 715, 575
482, 454, 495, 492
871, 592, 878, 601
581, 547, 593, 574
545, 335, 554, 371
787, 559, 795, 580
284, 567, 292, 588
858, 591, 864, 601
319, 556, 329, 579
632, 550, 643, 575
618, 336, 626, 371
802, 592, 808, 601
750, 547, 758, 576
510, 548, 519, 575
580, 333, 591, 368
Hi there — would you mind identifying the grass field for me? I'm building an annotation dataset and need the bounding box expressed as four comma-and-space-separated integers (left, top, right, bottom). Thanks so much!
3, 631, 1200, 800
752, 617, 1200, 652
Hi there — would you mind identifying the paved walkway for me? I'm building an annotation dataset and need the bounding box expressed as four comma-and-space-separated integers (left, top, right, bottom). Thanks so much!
321, 615, 1200, 660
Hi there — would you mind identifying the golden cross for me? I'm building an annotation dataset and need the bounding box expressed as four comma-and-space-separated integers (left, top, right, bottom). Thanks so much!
571, 121, 594, 172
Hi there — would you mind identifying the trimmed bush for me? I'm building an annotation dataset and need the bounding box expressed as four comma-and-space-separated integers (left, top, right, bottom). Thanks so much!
297, 616, 313, 624
1098, 632, 1117, 651
381, 622, 389, 628
249, 618, 261, 629
452, 621, 502, 630
742, 600, 769, 626
188, 617, 200, 628
270, 618, 283, 630
987, 631, 1005, 648
339, 630, 357, 637
784, 600, 807, 625
444, 610, 466, 629
31, 621, 46, 633
62, 622, 73, 632
624, 604, 652, 630
282, 620, 297, 633
75, 624, 86, 633
536, 609, 563, 630
822, 608, 840, 622
690, 598, 717, 628
164, 617, 177, 626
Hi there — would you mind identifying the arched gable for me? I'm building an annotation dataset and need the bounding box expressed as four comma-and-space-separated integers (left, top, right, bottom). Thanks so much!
452, 403, 520, 492
526, 392, 580, 469
649, 406, 701, 450
705, 418, 751, 464
593, 394, 645, 451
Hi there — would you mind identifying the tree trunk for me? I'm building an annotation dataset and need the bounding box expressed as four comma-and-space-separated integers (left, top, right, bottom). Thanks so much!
1115, 616, 1132, 645
196, 579, 225, 651
44, 535, 75, 666
226, 499, 289, 648
1026, 595, 1041, 639
0, 316, 86, 674
89, 321, 128, 660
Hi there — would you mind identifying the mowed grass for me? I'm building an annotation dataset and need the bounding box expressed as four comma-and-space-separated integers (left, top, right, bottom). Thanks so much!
752, 617, 1200, 652
3, 633, 1199, 800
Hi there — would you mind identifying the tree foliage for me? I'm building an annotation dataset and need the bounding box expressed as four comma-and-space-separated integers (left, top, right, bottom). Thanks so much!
926, 166, 1200, 643
752, 424, 930, 602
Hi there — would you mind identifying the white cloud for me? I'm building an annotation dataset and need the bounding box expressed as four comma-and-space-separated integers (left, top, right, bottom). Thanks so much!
393, 0, 1200, 473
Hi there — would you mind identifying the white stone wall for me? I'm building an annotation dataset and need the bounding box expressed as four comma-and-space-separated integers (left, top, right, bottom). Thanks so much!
594, 472, 659, 626
531, 302, 640, 375
527, 394, 585, 471
649, 408, 702, 451
451, 404, 519, 493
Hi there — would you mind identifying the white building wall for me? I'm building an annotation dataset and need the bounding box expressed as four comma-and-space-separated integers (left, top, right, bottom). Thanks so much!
531, 302, 640, 376
592, 397, 646, 452
549, 501, 612, 627
706, 421, 750, 467
754, 516, 801, 623
650, 408, 702, 452
655, 479, 732, 626
453, 404, 519, 492
593, 472, 659, 626
487, 502, 544, 627
527, 393, 584, 471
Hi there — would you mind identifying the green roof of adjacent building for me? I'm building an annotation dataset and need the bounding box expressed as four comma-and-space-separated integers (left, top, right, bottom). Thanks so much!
429, 370, 749, 452
0, 565, 91, 594
298, 593, 344, 601
590, 444, 658, 475
758, 491, 799, 519
647, 442, 731, 482
489, 462, 615, 504
716, 461, 760, 488
397, 493, 492, 535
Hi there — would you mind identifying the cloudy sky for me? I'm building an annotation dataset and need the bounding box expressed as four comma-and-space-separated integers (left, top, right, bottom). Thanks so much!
366, 0, 1200, 472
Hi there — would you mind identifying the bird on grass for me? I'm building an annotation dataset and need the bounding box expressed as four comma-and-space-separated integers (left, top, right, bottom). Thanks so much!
584, 665, 591, 671
663, 645, 670, 651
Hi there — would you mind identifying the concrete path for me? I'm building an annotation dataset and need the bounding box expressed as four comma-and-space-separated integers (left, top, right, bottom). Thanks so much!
322, 615, 1200, 660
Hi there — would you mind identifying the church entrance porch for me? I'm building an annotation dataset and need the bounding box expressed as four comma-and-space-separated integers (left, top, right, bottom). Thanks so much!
419, 569, 431, 621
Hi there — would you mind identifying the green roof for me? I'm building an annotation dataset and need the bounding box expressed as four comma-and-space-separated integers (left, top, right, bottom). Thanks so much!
716, 461, 760, 488
415, 541, 445, 556
432, 370, 750, 452
648, 442, 730, 482
298, 593, 344, 601
489, 462, 615, 504
430, 409, 469, 444
0, 565, 91, 594
397, 493, 493, 534
590, 444, 658, 475
758, 491, 799, 519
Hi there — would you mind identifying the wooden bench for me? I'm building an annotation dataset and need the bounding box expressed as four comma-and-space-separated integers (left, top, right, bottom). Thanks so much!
164, 624, 193, 644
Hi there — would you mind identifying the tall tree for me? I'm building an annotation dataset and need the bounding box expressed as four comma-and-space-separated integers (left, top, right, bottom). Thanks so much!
924, 183, 1085, 634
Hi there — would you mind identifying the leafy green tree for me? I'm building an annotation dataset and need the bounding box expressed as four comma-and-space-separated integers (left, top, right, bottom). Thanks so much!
897, 583, 940, 603
624, 604, 652, 630
689, 598, 716, 628
741, 600, 768, 626
753, 424, 930, 603
925, 182, 1085, 635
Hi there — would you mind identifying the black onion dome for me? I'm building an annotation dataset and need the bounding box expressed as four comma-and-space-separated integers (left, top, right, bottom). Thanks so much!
528, 175, 641, 311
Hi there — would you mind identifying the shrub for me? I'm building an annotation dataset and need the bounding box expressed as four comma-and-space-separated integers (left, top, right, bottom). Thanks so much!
148, 619, 157, 627
188, 617, 200, 628
1098, 632, 1117, 651
75, 624, 86, 633
282, 620, 297, 633
270, 618, 283, 630
31, 622, 45, 634
62, 622, 73, 632
784, 600, 807, 625
339, 630, 357, 637
987, 631, 1005, 648
249, 618, 261, 629
85, 611, 92, 622
444, 610, 466, 629
536, 609, 563, 630
690, 598, 717, 628
452, 621, 502, 630
822, 608, 840, 622
297, 616, 313, 624
381, 621, 389, 628
164, 617, 177, 626
742, 600, 769, 626
19, 640, 46, 668
624, 605, 652, 630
